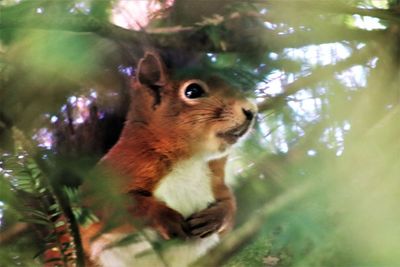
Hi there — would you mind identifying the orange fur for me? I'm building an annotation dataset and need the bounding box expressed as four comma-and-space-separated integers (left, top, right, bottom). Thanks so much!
80, 51, 256, 266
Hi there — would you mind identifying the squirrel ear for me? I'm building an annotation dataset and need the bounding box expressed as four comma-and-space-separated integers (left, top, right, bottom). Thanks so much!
137, 52, 167, 86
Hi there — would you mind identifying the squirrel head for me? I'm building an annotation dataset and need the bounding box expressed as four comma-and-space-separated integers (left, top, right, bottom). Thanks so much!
128, 52, 257, 158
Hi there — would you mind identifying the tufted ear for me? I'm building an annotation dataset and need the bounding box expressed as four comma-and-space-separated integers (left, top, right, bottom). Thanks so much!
137, 52, 168, 86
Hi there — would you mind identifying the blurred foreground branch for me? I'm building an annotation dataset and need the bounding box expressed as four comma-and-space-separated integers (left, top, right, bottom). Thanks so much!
9, 127, 85, 267
191, 181, 314, 267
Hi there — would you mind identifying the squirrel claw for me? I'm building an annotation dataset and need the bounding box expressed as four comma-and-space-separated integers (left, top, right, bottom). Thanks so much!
186, 203, 226, 238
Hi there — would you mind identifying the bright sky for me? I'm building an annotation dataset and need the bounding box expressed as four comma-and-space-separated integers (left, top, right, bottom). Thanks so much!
112, 0, 174, 30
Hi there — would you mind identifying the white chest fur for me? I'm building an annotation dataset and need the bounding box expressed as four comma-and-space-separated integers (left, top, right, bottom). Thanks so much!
154, 157, 215, 218
93, 158, 220, 267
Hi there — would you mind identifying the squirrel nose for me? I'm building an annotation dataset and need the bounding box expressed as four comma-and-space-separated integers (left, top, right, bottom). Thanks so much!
242, 108, 254, 121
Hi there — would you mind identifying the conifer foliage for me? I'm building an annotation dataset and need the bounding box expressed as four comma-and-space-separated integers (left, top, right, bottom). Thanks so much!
1, 0, 399, 266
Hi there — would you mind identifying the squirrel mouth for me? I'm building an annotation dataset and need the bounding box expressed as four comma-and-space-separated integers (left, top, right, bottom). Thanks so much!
217, 121, 251, 144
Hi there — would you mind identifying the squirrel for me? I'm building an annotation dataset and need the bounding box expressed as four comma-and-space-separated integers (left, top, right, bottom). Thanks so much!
79, 51, 257, 267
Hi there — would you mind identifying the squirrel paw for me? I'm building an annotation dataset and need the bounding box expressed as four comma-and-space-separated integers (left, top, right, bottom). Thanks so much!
153, 207, 189, 240
186, 202, 228, 238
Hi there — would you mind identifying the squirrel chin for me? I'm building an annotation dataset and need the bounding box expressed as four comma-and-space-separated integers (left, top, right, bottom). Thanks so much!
197, 131, 250, 161
204, 148, 231, 161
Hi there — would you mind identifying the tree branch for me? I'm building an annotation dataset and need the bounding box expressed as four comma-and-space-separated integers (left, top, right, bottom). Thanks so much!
191, 181, 314, 267
0, 11, 385, 53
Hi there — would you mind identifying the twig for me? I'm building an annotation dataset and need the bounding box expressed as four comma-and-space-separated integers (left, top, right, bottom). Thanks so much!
0, 223, 30, 245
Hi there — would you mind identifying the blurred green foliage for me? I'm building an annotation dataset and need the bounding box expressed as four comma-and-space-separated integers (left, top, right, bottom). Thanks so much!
1, 0, 399, 266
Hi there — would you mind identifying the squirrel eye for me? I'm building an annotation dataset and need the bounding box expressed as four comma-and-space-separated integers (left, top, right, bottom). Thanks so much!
184, 83, 206, 99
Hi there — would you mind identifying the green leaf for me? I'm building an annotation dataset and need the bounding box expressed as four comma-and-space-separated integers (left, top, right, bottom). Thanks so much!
55, 220, 66, 228
21, 217, 50, 226
26, 210, 50, 221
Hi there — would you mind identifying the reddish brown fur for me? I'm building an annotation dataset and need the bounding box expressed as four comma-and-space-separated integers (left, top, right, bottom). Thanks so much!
80, 51, 256, 264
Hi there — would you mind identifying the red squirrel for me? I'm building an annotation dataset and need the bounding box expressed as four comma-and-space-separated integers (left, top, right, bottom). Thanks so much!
80, 51, 257, 267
